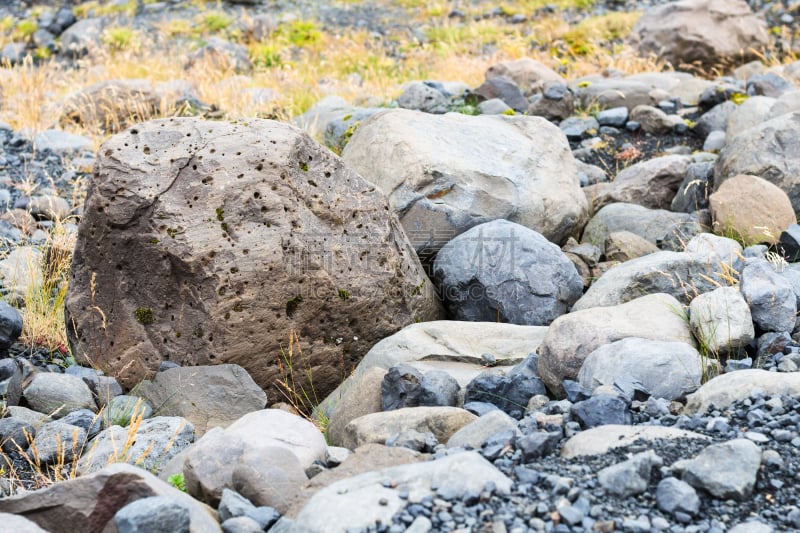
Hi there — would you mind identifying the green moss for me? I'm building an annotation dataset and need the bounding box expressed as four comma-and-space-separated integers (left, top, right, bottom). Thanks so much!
215, 207, 225, 221
286, 295, 303, 317
135, 307, 154, 325
299, 161, 309, 171
166, 228, 178, 238
337, 289, 350, 300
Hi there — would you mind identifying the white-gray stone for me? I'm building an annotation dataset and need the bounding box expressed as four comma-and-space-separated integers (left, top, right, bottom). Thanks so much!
689, 286, 754, 355
684, 369, 800, 414
682, 439, 761, 500
740, 259, 797, 332
23, 373, 95, 418
561, 425, 709, 458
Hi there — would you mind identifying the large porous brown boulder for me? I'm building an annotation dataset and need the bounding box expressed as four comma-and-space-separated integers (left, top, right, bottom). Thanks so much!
709, 174, 796, 245
0, 463, 220, 532
65, 117, 442, 398
341, 109, 588, 255
632, 0, 769, 72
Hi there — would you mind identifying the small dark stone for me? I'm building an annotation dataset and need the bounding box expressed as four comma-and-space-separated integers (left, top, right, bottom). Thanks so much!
571, 394, 631, 429
779, 224, 800, 262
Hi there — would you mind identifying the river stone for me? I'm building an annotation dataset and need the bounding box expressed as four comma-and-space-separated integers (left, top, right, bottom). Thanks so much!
78, 416, 195, 476
0, 463, 220, 532
572, 251, 722, 310
594, 155, 690, 211
446, 409, 518, 449
715, 112, 800, 212
183, 409, 326, 506
485, 58, 564, 96
684, 370, 800, 414
682, 439, 761, 500
740, 259, 797, 332
581, 203, 698, 254
135, 364, 266, 437
725, 95, 776, 140
433, 220, 582, 325
23, 373, 95, 418
632, 0, 769, 72
538, 293, 695, 397
114, 495, 191, 533
290, 451, 510, 532
689, 286, 754, 356
29, 421, 86, 464
341, 109, 588, 253
65, 117, 441, 399
320, 320, 547, 445
577, 338, 702, 400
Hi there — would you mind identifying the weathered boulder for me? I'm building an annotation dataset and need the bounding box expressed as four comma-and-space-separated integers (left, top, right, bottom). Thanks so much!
433, 220, 583, 325
561, 425, 709, 458
23, 373, 95, 418
538, 293, 695, 397
709, 174, 796, 245
684, 369, 800, 414
577, 338, 703, 400
715, 112, 800, 212
632, 0, 769, 72
183, 409, 325, 507
590, 155, 691, 211
58, 79, 161, 133
689, 286, 754, 356
341, 109, 588, 253
0, 463, 220, 532
65, 118, 441, 397
485, 58, 563, 96
135, 364, 266, 437
320, 320, 547, 445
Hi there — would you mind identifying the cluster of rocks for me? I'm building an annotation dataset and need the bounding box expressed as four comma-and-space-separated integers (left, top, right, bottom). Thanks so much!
3, 0, 800, 531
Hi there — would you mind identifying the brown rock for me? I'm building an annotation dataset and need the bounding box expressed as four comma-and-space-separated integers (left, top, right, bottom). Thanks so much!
0, 463, 220, 532
58, 79, 161, 133
632, 0, 769, 72
605, 231, 660, 262
231, 446, 308, 514
710, 174, 795, 244
0, 209, 37, 235
65, 118, 441, 397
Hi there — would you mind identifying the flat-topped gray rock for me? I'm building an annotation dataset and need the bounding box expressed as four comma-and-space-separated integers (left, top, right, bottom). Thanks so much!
684, 370, 800, 415
561, 425, 709, 458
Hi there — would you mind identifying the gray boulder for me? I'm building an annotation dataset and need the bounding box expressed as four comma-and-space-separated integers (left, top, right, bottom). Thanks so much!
0, 301, 22, 350
671, 160, 715, 213
29, 421, 86, 464
472, 76, 528, 113
573, 251, 722, 310
682, 439, 761, 500
60, 17, 104, 58
231, 447, 307, 514
578, 338, 702, 400
135, 364, 266, 437
598, 451, 662, 497
341, 109, 588, 252
689, 286, 754, 356
78, 416, 194, 476
571, 394, 631, 428
105, 395, 153, 427
695, 101, 735, 137
725, 95, 775, 140
446, 409, 518, 449
23, 373, 95, 418
434, 220, 582, 325
323, 107, 382, 153
340, 407, 476, 450
656, 477, 701, 517
684, 369, 800, 414
573, 79, 653, 111
561, 425, 709, 458
538, 293, 695, 397
0, 417, 34, 453
591, 155, 691, 211
581, 203, 698, 254
464, 353, 547, 419
740, 259, 797, 332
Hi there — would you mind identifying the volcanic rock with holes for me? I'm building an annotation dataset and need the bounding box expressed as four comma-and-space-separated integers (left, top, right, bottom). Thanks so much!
64, 117, 441, 398
341, 109, 588, 254
632, 0, 769, 72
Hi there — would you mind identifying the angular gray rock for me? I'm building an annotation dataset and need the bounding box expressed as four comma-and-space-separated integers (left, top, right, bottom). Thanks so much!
446, 409, 518, 449
65, 117, 441, 399
341, 109, 588, 253
0, 463, 219, 532
464, 353, 547, 419
105, 395, 153, 427
135, 364, 266, 437
0, 417, 34, 453
23, 373, 95, 418
740, 259, 797, 332
725, 95, 776, 140
183, 409, 326, 506
683, 439, 761, 500
598, 451, 662, 497
29, 421, 86, 464
656, 477, 700, 517
397, 81, 449, 114
485, 58, 564, 96
578, 338, 702, 400
592, 154, 691, 211
0, 302, 21, 351
538, 293, 695, 397
78, 416, 194, 476
689, 286, 754, 356
291, 451, 511, 532
572, 251, 721, 310
231, 447, 307, 514
581, 203, 698, 254
434, 220, 582, 325
632, 0, 769, 71
114, 495, 191, 533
